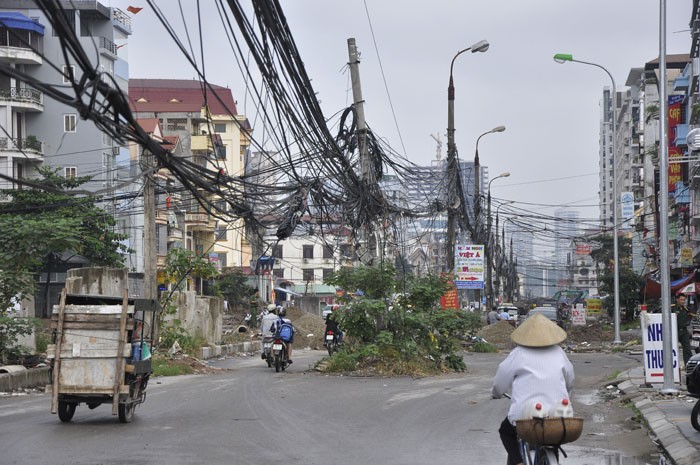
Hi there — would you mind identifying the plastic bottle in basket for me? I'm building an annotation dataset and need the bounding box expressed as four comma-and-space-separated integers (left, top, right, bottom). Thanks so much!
552, 398, 574, 418
523, 401, 548, 419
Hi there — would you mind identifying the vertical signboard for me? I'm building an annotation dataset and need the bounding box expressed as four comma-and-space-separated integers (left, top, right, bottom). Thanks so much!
454, 244, 484, 289
439, 276, 460, 310
571, 304, 586, 326
668, 95, 684, 193
641, 312, 679, 383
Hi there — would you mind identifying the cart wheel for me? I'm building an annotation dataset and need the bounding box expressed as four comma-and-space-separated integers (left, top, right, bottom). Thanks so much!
57, 401, 76, 422
118, 402, 135, 423
691, 399, 700, 432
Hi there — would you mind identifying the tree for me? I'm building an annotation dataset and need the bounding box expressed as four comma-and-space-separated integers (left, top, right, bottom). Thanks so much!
589, 234, 640, 321
215, 268, 255, 308
162, 248, 219, 295
0, 168, 128, 313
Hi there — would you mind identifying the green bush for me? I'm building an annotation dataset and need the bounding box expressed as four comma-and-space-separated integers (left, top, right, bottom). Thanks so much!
35, 332, 50, 353
472, 341, 497, 353
325, 266, 475, 374
0, 316, 40, 363
158, 320, 206, 354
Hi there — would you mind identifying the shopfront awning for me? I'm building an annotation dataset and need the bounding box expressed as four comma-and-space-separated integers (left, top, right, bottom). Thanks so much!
642, 270, 697, 300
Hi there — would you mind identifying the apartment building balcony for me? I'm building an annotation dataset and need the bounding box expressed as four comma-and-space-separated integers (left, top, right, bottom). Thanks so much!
111, 8, 132, 34
167, 229, 183, 242
0, 87, 43, 111
0, 136, 43, 158
155, 210, 168, 225
99, 36, 118, 59
191, 134, 225, 159
185, 212, 214, 231
0, 13, 44, 64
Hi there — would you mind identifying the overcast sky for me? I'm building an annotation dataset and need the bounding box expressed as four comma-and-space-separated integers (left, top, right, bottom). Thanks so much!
110, 0, 692, 229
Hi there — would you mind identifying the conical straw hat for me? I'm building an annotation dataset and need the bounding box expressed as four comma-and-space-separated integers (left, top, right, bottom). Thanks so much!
511, 313, 567, 347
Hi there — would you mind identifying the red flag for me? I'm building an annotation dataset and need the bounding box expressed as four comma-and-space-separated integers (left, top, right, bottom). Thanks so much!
127, 6, 143, 14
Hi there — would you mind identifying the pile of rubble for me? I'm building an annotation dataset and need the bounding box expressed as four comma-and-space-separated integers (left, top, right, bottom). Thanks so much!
476, 321, 516, 351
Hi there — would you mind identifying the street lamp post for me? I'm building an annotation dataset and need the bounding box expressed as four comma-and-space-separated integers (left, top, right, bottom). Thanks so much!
553, 53, 622, 344
446, 39, 490, 275
486, 172, 510, 309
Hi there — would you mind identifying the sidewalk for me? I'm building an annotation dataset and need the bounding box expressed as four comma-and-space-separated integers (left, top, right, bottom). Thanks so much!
616, 367, 700, 465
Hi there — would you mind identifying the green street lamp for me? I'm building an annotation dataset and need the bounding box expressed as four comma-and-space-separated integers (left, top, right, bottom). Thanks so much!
553, 52, 621, 345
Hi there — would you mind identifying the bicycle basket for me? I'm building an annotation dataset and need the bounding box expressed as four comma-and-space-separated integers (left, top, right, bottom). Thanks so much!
515, 417, 584, 446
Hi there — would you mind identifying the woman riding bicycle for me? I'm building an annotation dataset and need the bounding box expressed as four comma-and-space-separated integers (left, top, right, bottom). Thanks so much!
491, 313, 574, 465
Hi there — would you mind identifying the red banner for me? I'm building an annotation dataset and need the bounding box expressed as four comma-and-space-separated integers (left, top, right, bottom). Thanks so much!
440, 277, 459, 310
668, 95, 684, 192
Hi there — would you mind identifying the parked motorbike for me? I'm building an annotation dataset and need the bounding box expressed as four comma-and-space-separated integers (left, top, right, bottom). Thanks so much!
261, 336, 274, 368
271, 336, 289, 372
324, 330, 339, 356
690, 324, 700, 354
686, 353, 700, 432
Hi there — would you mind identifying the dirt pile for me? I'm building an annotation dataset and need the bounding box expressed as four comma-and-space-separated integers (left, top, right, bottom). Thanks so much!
477, 321, 516, 350
287, 307, 327, 350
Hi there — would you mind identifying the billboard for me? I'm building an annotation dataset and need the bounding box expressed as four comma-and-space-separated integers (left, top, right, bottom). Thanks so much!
454, 244, 484, 289
641, 313, 679, 383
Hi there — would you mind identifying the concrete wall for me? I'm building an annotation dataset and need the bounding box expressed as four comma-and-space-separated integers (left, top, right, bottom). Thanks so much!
163, 291, 223, 345
0, 367, 50, 392
65, 267, 129, 297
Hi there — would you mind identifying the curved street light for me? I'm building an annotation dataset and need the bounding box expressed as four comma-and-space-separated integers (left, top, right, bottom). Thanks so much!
446, 39, 490, 274
553, 52, 621, 345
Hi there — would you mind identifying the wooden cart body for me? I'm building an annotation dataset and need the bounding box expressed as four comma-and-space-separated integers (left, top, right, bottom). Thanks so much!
46, 290, 157, 423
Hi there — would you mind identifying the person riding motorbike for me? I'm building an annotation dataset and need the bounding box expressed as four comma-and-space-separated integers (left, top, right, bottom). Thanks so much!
324, 305, 343, 345
260, 304, 278, 360
491, 313, 575, 465
271, 306, 294, 364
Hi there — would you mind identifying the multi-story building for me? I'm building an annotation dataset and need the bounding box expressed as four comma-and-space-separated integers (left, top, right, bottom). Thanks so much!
553, 208, 579, 290
129, 78, 251, 273
0, 3, 132, 313
0, 2, 131, 192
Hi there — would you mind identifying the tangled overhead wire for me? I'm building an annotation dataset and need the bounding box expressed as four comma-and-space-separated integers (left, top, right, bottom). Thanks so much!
0, 0, 472, 260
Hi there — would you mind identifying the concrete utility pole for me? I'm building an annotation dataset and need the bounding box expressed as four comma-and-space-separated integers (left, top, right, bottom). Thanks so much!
142, 149, 157, 300
347, 38, 373, 265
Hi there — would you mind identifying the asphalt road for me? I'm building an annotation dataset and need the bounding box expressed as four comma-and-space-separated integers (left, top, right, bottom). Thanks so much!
0, 350, 663, 465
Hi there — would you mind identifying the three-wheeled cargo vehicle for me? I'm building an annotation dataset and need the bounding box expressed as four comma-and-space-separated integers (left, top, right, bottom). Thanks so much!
46, 289, 158, 423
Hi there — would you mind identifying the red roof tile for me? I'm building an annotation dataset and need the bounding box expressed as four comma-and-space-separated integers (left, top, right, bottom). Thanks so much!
136, 117, 160, 134
129, 79, 239, 116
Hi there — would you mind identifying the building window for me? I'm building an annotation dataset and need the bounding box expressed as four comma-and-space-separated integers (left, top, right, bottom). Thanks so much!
273, 269, 284, 279
323, 268, 333, 281
65, 167, 77, 179
322, 245, 333, 259
303, 269, 314, 281
272, 245, 283, 259
64, 114, 77, 132
166, 118, 187, 131
302, 245, 314, 259
62, 65, 75, 84
214, 123, 227, 133
53, 10, 75, 36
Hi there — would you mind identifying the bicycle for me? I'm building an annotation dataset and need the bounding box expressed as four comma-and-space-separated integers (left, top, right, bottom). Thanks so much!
503, 393, 582, 465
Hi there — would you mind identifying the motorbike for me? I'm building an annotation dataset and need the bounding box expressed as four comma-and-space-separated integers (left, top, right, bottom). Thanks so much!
686, 353, 700, 432
261, 336, 274, 368
324, 329, 339, 356
271, 336, 289, 372
691, 324, 700, 354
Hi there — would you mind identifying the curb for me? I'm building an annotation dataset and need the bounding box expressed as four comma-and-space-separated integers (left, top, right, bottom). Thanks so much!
0, 367, 50, 393
616, 371, 700, 465
196, 341, 262, 360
